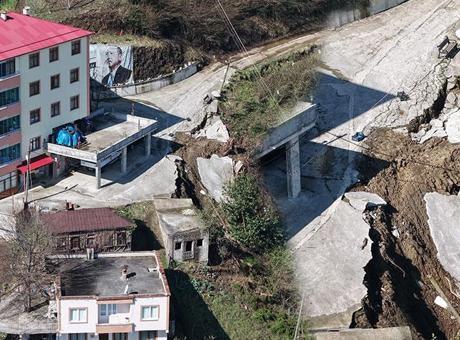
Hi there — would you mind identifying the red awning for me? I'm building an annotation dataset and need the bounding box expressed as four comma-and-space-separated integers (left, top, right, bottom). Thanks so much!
17, 155, 54, 174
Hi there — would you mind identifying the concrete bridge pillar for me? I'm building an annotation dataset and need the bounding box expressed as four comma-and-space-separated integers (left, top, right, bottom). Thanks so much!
145, 133, 152, 157
121, 147, 128, 173
95, 165, 101, 189
286, 136, 301, 198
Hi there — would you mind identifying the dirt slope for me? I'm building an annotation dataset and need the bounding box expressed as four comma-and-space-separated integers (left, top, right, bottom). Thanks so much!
353, 128, 460, 339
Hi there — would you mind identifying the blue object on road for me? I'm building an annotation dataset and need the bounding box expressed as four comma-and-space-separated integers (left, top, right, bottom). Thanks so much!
352, 131, 366, 142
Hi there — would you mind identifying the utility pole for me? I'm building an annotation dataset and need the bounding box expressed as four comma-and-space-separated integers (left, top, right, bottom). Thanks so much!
23, 143, 31, 210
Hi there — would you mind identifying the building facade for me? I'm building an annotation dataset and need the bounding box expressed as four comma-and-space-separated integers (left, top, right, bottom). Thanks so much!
0, 10, 91, 197
41, 207, 134, 254
53, 252, 170, 340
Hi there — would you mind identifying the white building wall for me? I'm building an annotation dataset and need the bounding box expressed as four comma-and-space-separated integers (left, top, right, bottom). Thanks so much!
132, 296, 169, 332
59, 298, 98, 334
18, 37, 89, 158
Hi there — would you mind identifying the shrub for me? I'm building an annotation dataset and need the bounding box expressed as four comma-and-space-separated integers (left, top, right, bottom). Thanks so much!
222, 174, 284, 252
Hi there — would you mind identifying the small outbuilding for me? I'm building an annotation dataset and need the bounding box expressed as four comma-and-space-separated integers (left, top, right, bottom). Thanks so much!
154, 198, 209, 263
41, 207, 134, 254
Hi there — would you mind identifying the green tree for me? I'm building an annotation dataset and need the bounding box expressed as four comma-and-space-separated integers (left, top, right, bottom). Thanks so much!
223, 174, 283, 252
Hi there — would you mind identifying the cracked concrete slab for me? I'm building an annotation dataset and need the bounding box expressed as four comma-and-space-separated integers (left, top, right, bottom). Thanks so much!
197, 155, 234, 202
195, 116, 230, 143
292, 193, 386, 328
424, 192, 460, 283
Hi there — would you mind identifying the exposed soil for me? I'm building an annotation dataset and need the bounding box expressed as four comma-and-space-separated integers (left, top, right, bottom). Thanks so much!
352, 128, 460, 339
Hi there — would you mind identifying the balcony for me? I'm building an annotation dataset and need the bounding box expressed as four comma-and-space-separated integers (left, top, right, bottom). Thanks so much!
96, 322, 133, 333
0, 73, 20, 91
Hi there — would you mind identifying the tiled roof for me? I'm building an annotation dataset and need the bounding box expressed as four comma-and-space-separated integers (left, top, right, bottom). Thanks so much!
41, 208, 132, 234
0, 12, 92, 60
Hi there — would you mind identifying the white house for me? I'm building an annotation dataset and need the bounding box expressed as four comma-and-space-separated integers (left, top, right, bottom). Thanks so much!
53, 251, 171, 340
0, 9, 92, 198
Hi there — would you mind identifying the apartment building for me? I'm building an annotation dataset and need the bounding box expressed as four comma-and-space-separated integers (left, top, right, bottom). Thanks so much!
53, 252, 170, 340
0, 9, 91, 197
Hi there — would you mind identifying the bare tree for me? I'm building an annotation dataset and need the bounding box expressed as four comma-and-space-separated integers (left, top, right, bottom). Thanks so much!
1, 209, 53, 312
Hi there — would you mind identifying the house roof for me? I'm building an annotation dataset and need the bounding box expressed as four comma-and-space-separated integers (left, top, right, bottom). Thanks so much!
41, 208, 132, 234
0, 12, 92, 60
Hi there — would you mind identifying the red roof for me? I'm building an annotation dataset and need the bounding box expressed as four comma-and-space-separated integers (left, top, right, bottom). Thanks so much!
0, 12, 92, 60
41, 208, 133, 234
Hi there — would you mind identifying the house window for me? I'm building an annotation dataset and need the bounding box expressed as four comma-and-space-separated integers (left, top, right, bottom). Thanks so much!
113, 334, 128, 340
50, 74, 60, 89
71, 40, 81, 55
49, 47, 59, 62
56, 237, 67, 250
30, 136, 41, 151
69, 334, 87, 340
0, 144, 20, 166
70, 95, 79, 110
100, 303, 117, 317
0, 88, 19, 106
0, 115, 20, 136
115, 231, 126, 246
174, 242, 181, 250
29, 81, 40, 96
69, 307, 87, 323
51, 102, 60, 117
0, 59, 15, 77
141, 306, 159, 321
29, 52, 39, 68
70, 68, 79, 83
29, 109, 40, 125
0, 172, 17, 193
139, 331, 157, 340
70, 236, 80, 250
197, 239, 203, 247
86, 234, 95, 248
185, 240, 192, 252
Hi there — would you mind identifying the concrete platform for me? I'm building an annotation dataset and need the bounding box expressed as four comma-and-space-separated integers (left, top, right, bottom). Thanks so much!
47, 112, 157, 165
314, 326, 412, 340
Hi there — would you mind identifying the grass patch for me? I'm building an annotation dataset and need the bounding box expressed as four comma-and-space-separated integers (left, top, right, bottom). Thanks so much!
221, 48, 318, 147
0, 0, 17, 10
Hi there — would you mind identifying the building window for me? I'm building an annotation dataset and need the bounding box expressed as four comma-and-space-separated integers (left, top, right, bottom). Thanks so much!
29, 109, 40, 125
0, 59, 15, 78
0, 115, 20, 136
56, 237, 67, 250
141, 306, 159, 321
115, 231, 126, 246
70, 236, 80, 250
70, 95, 79, 111
70, 68, 79, 83
86, 234, 95, 248
69, 335, 87, 340
50, 74, 60, 90
113, 334, 127, 340
49, 46, 59, 62
69, 307, 87, 323
175, 242, 181, 250
139, 332, 157, 340
71, 40, 81, 55
0, 88, 19, 106
30, 136, 41, 152
100, 303, 117, 317
185, 240, 192, 252
197, 239, 203, 247
29, 52, 39, 68
29, 81, 40, 96
0, 144, 20, 166
51, 102, 60, 117
0, 172, 17, 193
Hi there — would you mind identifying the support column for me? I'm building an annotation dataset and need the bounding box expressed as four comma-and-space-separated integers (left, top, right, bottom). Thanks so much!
286, 135, 301, 199
121, 147, 128, 173
95, 165, 101, 189
145, 133, 152, 157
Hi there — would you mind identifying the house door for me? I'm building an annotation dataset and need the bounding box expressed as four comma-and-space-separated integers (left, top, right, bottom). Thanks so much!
99, 334, 109, 340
